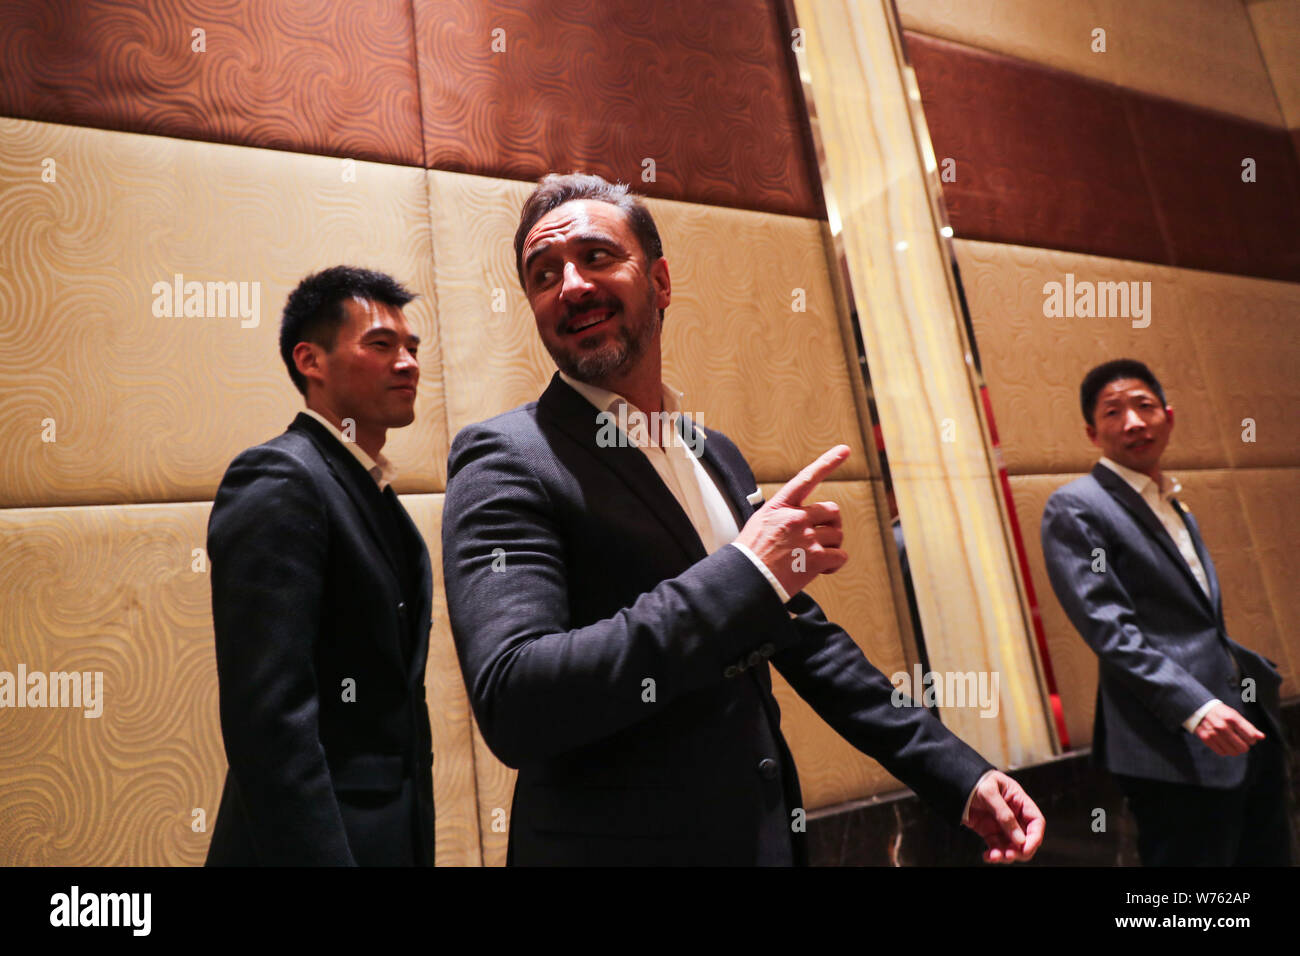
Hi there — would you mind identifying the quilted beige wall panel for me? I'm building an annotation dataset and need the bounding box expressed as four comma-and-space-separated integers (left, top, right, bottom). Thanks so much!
0, 495, 482, 866
427, 170, 871, 483
1248, 1, 1300, 132
1232, 467, 1300, 694
1011, 468, 1295, 754
761, 480, 910, 810
406, 493, 482, 866
0, 118, 447, 509
470, 722, 515, 868
1007, 473, 1098, 749
0, 502, 222, 865
1179, 270, 1300, 469
955, 238, 1300, 475
898, 0, 1284, 126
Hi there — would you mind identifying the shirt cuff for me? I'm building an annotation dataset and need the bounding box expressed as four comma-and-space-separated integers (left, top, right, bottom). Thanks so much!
961, 769, 997, 827
1183, 699, 1221, 734
730, 542, 791, 604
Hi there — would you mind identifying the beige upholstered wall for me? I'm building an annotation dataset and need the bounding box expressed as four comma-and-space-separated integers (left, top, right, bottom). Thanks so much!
958, 238, 1300, 747
1, 124, 909, 863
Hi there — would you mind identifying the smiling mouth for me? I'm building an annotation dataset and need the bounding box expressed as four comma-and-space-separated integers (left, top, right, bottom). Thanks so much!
567, 308, 615, 334
1127, 438, 1153, 450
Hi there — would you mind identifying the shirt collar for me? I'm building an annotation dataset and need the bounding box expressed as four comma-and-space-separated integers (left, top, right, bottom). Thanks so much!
1098, 456, 1180, 501
557, 371, 686, 419
302, 408, 396, 490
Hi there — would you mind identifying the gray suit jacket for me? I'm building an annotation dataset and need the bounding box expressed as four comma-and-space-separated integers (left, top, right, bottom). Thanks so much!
1041, 463, 1283, 789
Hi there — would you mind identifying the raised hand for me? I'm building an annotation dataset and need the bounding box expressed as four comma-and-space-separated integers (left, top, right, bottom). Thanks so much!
734, 445, 851, 597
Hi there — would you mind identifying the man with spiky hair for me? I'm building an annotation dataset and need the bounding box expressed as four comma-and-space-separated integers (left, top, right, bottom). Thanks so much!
206, 266, 435, 866
442, 174, 1044, 866
1042, 359, 1290, 865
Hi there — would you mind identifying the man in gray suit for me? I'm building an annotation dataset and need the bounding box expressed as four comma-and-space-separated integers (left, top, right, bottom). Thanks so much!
1041, 358, 1290, 866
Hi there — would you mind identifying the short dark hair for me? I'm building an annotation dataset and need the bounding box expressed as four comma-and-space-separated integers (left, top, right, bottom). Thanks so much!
1079, 358, 1167, 426
279, 266, 416, 395
513, 173, 664, 293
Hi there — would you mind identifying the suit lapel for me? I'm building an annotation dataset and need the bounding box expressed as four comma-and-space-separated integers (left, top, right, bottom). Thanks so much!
1090, 463, 1214, 614
1172, 498, 1222, 616
289, 413, 406, 590
538, 375, 707, 564
691, 416, 759, 526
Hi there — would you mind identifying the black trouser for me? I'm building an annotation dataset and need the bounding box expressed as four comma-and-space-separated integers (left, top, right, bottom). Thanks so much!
1116, 721, 1293, 866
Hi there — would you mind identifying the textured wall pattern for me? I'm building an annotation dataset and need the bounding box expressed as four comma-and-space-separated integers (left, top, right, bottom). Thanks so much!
907, 31, 1300, 281
418, 0, 821, 217
0, 118, 448, 508
0, 0, 424, 166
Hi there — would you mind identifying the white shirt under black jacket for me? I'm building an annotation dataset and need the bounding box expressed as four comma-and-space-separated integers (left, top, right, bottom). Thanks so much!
558, 372, 989, 824
1097, 456, 1220, 732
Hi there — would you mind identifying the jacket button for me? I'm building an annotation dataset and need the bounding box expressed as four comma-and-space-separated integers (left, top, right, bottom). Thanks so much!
757, 758, 779, 780
724, 665, 741, 679
759, 643, 775, 657
398, 601, 407, 612
747, 650, 763, 667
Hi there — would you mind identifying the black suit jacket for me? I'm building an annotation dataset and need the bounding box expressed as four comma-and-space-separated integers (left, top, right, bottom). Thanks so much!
205, 412, 435, 865
1041, 463, 1283, 788
442, 375, 993, 865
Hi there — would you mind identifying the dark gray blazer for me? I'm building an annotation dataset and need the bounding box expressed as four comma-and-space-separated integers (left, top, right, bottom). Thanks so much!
205, 413, 435, 865
1041, 463, 1282, 789
441, 374, 992, 865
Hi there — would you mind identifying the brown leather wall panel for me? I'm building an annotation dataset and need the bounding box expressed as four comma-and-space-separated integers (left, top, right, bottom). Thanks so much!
905, 31, 1166, 265
1248, 1, 1300, 135
1126, 97, 1300, 282
0, 119, 447, 508
413, 0, 822, 219
908, 31, 1300, 282
0, 0, 423, 166
899, 0, 1286, 127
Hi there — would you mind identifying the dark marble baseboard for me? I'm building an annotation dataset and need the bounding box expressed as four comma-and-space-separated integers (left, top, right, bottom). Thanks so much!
807, 698, 1300, 866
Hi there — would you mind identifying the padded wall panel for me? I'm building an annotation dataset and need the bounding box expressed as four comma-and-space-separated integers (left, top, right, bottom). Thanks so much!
0, 502, 222, 865
413, 0, 821, 219
1011, 469, 1297, 753
428, 170, 871, 483
406, 494, 483, 866
899, 0, 1285, 127
905, 32, 1166, 266
954, 240, 1229, 475
0, 0, 423, 166
1248, 1, 1300, 133
1127, 96, 1300, 283
1007, 473, 1096, 749
761, 480, 908, 810
0, 118, 447, 508
1233, 468, 1300, 693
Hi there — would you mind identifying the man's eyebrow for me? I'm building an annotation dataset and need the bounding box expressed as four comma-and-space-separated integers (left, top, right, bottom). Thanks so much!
361, 327, 421, 346
523, 232, 620, 272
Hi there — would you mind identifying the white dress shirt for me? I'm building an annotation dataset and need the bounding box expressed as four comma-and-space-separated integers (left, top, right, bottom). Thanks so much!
302, 408, 396, 491
557, 372, 789, 601
1097, 457, 1220, 732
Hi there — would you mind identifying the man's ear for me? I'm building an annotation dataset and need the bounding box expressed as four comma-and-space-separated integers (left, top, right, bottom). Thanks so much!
650, 256, 671, 310
1085, 423, 1099, 447
1165, 405, 1175, 428
293, 340, 327, 391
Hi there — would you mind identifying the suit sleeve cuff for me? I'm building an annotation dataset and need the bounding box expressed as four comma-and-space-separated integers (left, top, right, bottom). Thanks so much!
961, 769, 998, 827
730, 542, 791, 604
1183, 699, 1221, 734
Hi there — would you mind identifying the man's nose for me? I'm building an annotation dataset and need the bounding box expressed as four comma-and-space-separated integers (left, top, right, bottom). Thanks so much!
558, 260, 594, 300
1122, 408, 1144, 429
396, 345, 419, 372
